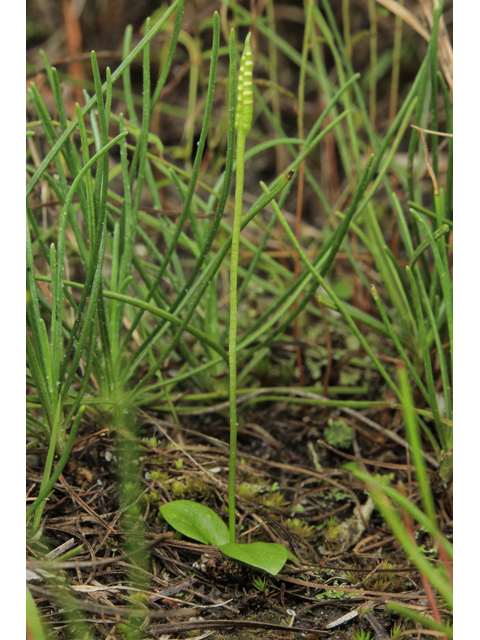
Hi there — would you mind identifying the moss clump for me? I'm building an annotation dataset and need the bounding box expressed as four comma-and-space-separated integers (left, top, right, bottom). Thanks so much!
317, 516, 341, 551
169, 476, 214, 500
284, 518, 316, 539
170, 480, 187, 497
141, 489, 159, 505
237, 482, 262, 502
261, 491, 288, 510
149, 471, 168, 482
324, 418, 352, 449
236, 482, 287, 510
364, 560, 405, 592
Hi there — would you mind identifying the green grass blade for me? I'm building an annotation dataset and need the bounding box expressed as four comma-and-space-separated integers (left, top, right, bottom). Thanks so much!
405, 266, 444, 438
397, 365, 437, 522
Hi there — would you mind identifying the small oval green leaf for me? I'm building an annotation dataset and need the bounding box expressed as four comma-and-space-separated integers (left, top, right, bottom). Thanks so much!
219, 542, 288, 575
160, 500, 230, 546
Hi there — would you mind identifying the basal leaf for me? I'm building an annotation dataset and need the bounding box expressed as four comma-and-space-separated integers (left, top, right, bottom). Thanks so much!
160, 500, 230, 546
219, 542, 288, 575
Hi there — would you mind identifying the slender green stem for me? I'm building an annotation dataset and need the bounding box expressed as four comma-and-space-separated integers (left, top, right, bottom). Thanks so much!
228, 127, 246, 542
228, 32, 253, 544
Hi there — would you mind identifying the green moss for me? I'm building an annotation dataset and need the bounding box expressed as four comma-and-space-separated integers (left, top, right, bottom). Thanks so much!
252, 575, 267, 591
149, 471, 168, 482
236, 482, 287, 510
319, 516, 341, 549
260, 491, 287, 510
171, 480, 187, 497
364, 560, 405, 592
236, 482, 261, 501
169, 476, 214, 500
284, 518, 316, 539
324, 418, 353, 449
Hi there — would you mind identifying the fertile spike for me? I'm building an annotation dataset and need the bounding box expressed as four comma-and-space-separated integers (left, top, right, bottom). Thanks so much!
235, 33, 253, 134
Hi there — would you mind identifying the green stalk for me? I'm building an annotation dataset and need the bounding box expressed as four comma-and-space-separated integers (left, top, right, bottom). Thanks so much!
229, 130, 245, 542
228, 32, 253, 543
